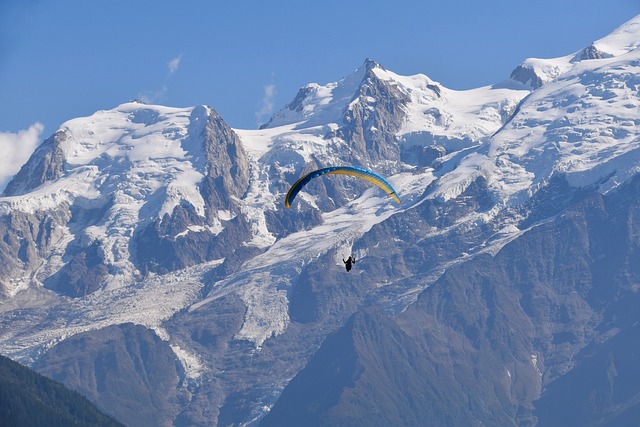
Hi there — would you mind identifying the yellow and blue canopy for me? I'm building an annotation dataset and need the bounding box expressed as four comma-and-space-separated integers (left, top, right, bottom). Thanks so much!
285, 166, 400, 208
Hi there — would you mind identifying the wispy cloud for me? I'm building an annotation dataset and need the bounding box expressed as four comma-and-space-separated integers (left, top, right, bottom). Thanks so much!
0, 122, 43, 193
137, 53, 183, 104
168, 54, 182, 76
255, 82, 276, 127
137, 86, 167, 104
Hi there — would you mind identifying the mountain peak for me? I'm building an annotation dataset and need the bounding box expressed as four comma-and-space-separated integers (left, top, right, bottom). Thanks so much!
362, 57, 381, 71
592, 14, 640, 57
259, 59, 384, 129
509, 15, 640, 89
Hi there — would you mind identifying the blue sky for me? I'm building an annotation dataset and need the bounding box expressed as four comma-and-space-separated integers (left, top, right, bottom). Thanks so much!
1, 0, 639, 139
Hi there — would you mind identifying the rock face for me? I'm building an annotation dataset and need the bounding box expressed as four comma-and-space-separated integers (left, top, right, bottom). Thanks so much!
510, 64, 544, 89
337, 60, 410, 168
260, 309, 483, 427
0, 208, 71, 298
2, 130, 66, 197
578, 43, 610, 60
198, 106, 251, 213
44, 241, 110, 296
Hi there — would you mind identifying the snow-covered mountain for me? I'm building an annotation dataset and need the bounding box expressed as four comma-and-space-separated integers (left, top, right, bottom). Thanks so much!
1, 14, 639, 427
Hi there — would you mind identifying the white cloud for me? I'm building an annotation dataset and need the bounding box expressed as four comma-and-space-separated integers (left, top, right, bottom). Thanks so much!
168, 54, 182, 75
255, 83, 276, 127
0, 123, 43, 193
137, 54, 183, 104
137, 86, 167, 104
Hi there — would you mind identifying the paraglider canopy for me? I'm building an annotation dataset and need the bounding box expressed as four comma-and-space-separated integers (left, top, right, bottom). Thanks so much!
284, 166, 400, 208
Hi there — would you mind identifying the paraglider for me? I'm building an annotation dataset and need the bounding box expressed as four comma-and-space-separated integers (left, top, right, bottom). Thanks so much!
343, 255, 356, 272
284, 166, 400, 208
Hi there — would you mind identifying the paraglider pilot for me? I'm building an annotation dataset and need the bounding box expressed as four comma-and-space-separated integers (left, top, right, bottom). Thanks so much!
343, 256, 356, 272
